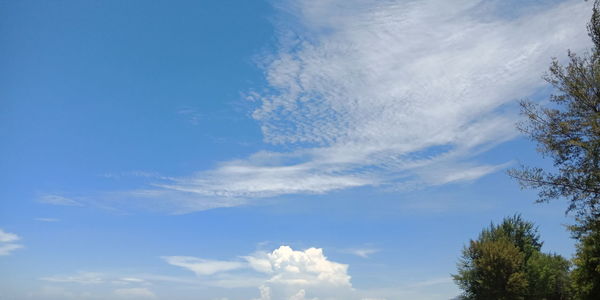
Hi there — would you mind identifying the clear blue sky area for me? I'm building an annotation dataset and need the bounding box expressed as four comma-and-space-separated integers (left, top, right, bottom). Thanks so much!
0, 1, 592, 299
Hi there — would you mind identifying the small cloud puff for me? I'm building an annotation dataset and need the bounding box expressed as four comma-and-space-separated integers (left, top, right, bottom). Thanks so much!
0, 228, 23, 256
246, 246, 351, 287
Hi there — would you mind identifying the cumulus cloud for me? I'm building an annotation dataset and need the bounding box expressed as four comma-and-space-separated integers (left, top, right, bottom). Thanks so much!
89, 0, 592, 213
289, 289, 317, 300
0, 228, 23, 256
164, 246, 353, 299
246, 246, 351, 287
36, 247, 451, 299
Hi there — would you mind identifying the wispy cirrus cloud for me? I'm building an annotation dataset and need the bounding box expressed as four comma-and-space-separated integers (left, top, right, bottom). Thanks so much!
35, 217, 60, 222
142, 0, 590, 211
161, 256, 246, 276
38, 194, 82, 206
47, 0, 593, 213
41, 272, 106, 285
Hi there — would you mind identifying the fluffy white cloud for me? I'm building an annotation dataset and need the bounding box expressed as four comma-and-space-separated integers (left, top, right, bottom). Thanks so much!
246, 246, 353, 300
246, 246, 351, 287
36, 247, 453, 299
289, 289, 318, 300
163, 246, 353, 299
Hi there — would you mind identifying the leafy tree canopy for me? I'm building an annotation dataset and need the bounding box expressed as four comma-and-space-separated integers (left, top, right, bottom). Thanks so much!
454, 216, 571, 300
508, 0, 600, 224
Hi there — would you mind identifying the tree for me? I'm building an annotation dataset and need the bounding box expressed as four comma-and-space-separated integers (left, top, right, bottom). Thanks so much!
508, 0, 600, 225
454, 237, 528, 300
507, 1, 600, 297
526, 252, 572, 300
453, 216, 572, 300
478, 214, 542, 262
571, 219, 600, 299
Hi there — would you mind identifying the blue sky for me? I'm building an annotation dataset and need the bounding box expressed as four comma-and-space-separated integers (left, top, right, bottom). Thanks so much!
0, 0, 593, 299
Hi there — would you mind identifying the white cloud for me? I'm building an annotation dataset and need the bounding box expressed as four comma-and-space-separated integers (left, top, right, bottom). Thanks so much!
0, 243, 23, 256
0, 228, 23, 256
246, 0, 591, 189
36, 247, 455, 299
113, 287, 156, 299
38, 194, 82, 206
117, 277, 146, 284
31, 285, 100, 300
163, 246, 354, 299
0, 228, 19, 243
98, 0, 592, 213
246, 246, 351, 287
253, 285, 271, 300
289, 289, 318, 300
35, 217, 60, 222
344, 248, 379, 259
162, 256, 245, 276
41, 272, 105, 285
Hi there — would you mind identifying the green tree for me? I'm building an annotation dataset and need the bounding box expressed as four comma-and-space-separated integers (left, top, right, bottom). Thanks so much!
454, 238, 528, 300
526, 252, 572, 300
478, 214, 542, 261
507, 0, 600, 225
453, 216, 572, 300
507, 1, 600, 297
571, 219, 600, 299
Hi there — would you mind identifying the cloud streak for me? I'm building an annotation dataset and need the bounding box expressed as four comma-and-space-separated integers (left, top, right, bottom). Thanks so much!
49, 0, 593, 213
145, 0, 591, 210
162, 256, 246, 276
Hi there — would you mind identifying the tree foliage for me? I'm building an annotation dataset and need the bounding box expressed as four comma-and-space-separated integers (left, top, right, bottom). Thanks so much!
453, 216, 571, 300
508, 0, 600, 222
506, 1, 600, 297
455, 237, 528, 300
571, 219, 600, 299
526, 252, 572, 300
